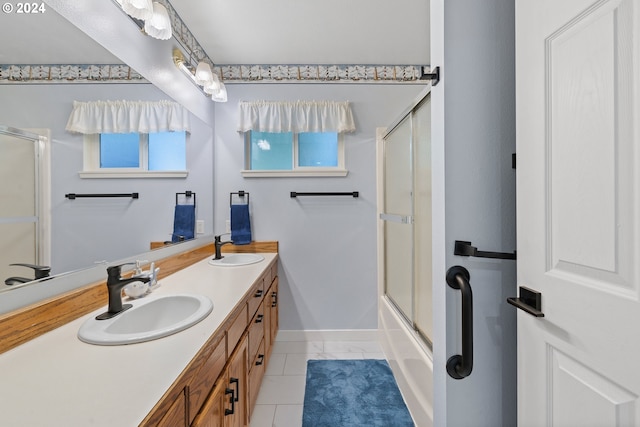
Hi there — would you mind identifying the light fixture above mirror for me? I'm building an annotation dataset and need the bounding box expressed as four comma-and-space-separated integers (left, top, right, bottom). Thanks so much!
173, 49, 227, 103
116, 0, 172, 40
120, 0, 153, 20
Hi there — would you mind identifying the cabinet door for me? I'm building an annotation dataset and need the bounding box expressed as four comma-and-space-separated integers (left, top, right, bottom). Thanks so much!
248, 301, 265, 364
192, 379, 225, 427
188, 335, 227, 424
156, 389, 187, 427
225, 335, 248, 427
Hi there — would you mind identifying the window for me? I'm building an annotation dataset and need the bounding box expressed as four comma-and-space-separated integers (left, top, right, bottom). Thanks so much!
81, 131, 187, 178
243, 131, 346, 177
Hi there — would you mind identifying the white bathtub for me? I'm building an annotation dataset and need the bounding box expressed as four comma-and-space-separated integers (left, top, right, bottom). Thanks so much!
379, 295, 434, 427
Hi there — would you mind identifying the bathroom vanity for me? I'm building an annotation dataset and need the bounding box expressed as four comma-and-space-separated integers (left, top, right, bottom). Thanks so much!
0, 242, 278, 426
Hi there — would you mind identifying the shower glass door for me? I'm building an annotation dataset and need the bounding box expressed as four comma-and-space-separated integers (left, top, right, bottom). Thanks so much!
383, 114, 414, 323
382, 94, 432, 345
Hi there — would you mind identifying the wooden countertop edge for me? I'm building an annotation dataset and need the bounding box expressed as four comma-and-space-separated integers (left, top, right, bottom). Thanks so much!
0, 241, 278, 355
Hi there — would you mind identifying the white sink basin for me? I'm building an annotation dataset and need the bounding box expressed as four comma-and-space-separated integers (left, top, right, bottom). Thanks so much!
78, 294, 213, 346
208, 253, 264, 267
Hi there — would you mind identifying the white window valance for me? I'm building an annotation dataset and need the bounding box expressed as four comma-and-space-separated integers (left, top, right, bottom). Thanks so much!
237, 100, 356, 133
65, 100, 191, 134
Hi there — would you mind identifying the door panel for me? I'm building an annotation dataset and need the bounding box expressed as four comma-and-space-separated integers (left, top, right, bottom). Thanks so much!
550, 348, 636, 427
0, 132, 38, 285
413, 97, 433, 341
383, 115, 414, 321
516, 0, 640, 425
547, 0, 636, 292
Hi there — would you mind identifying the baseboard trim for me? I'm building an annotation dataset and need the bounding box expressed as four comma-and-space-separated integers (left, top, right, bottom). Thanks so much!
276, 329, 379, 342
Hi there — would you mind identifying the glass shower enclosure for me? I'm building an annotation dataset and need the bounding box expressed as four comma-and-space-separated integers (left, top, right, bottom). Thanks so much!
380, 93, 433, 346
0, 125, 48, 290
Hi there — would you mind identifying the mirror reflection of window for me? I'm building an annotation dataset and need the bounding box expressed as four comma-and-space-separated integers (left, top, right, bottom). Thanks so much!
97, 131, 186, 170
100, 133, 139, 168
149, 131, 186, 170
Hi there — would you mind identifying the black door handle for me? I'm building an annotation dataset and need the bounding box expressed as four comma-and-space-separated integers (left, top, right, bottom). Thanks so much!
507, 286, 544, 317
446, 266, 473, 379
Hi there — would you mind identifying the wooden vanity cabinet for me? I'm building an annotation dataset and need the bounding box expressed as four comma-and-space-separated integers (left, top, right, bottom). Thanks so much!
193, 335, 249, 427
188, 334, 227, 424
156, 389, 187, 427
141, 258, 278, 427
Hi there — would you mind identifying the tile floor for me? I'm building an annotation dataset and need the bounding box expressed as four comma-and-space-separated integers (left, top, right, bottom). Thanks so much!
250, 339, 385, 427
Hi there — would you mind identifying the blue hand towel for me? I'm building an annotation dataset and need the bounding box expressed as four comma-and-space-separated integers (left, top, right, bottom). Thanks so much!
172, 204, 195, 243
230, 204, 252, 245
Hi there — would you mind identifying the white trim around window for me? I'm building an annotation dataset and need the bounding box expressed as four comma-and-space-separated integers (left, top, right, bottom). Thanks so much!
241, 131, 348, 178
80, 134, 188, 179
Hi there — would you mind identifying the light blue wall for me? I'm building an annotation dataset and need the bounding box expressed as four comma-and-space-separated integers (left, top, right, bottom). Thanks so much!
431, 0, 516, 425
0, 84, 214, 274
214, 83, 424, 331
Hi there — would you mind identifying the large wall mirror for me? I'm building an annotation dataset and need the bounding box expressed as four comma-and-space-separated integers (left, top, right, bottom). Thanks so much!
0, 4, 214, 297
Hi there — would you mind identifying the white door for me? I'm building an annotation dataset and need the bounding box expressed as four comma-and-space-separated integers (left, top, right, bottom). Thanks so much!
516, 0, 640, 425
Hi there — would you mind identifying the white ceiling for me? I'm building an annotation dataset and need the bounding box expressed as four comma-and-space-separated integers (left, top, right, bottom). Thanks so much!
0, 7, 120, 64
0, 0, 429, 66
169, 0, 430, 65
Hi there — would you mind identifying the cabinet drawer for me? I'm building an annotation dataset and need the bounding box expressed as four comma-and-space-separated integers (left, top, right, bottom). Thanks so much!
270, 262, 278, 284
188, 335, 226, 424
263, 268, 272, 291
247, 278, 265, 318
248, 302, 265, 361
248, 339, 266, 418
228, 304, 248, 354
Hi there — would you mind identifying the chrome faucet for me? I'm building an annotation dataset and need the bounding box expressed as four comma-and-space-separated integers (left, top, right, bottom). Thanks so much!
96, 263, 151, 320
214, 234, 233, 260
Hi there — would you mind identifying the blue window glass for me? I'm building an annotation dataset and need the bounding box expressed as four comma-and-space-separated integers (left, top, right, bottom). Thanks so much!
298, 132, 338, 167
250, 131, 293, 170
149, 131, 186, 170
100, 133, 139, 168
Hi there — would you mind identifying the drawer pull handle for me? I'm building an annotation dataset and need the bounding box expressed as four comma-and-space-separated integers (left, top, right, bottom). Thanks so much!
272, 291, 278, 308
255, 289, 263, 298
230, 377, 240, 403
255, 314, 264, 324
256, 354, 265, 366
224, 387, 235, 416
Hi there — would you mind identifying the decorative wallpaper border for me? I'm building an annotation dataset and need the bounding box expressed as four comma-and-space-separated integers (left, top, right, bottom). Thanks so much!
217, 64, 426, 83
0, 63, 427, 84
0, 64, 145, 83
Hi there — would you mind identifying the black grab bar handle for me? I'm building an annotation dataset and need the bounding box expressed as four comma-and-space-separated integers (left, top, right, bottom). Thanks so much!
446, 266, 473, 379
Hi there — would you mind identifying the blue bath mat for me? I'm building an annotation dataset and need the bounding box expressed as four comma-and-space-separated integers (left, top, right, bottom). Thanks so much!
302, 359, 414, 427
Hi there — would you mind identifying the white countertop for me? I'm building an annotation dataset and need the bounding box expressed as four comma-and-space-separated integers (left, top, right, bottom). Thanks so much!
0, 253, 277, 427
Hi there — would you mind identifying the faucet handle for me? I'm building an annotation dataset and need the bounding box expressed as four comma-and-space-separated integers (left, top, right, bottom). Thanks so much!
106, 262, 136, 278
134, 259, 149, 275
9, 263, 51, 279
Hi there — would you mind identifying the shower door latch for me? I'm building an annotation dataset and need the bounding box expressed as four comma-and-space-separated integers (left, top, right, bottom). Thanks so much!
421, 66, 440, 86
